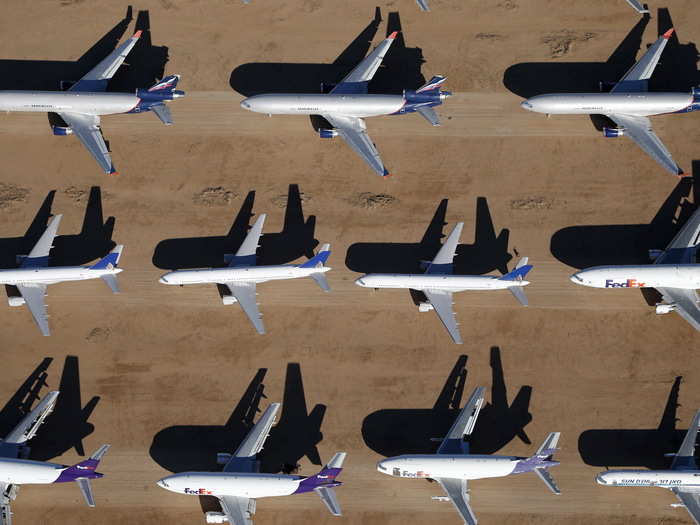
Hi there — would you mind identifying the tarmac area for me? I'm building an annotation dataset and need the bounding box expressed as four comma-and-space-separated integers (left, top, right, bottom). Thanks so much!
0, 1, 698, 524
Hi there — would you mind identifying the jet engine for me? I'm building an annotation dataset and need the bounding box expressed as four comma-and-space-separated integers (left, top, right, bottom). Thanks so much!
319, 129, 338, 139
7, 296, 25, 307
602, 127, 624, 138
655, 303, 676, 314
51, 126, 73, 136
418, 302, 434, 312
216, 453, 232, 465
205, 512, 228, 524
222, 295, 238, 305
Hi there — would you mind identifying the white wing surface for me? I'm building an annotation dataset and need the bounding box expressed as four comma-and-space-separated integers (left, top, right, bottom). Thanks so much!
437, 386, 486, 454
226, 282, 265, 335
424, 289, 462, 345
658, 206, 700, 260
231, 403, 280, 461
673, 489, 700, 525
4, 391, 59, 445
0, 485, 12, 525
230, 214, 266, 267
16, 285, 49, 337
21, 215, 62, 268
219, 495, 254, 525
671, 410, 700, 470
605, 114, 683, 176
612, 29, 673, 92
58, 113, 116, 175
331, 32, 398, 90
436, 477, 477, 525
426, 222, 463, 274
70, 31, 143, 92
625, 0, 649, 13
316, 487, 343, 516
321, 114, 387, 176
657, 288, 700, 332
416, 0, 430, 11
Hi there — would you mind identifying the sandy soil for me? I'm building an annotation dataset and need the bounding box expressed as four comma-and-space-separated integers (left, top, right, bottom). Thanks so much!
0, 1, 698, 525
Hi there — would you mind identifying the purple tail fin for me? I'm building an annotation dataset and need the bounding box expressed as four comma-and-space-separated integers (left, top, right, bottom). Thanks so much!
55, 444, 110, 483
293, 452, 346, 494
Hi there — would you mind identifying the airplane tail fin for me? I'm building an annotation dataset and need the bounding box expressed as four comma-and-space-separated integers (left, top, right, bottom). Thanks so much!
57, 444, 110, 507
415, 75, 448, 94
300, 243, 332, 292
531, 432, 561, 495
499, 258, 531, 306
307, 453, 346, 516
147, 74, 181, 93
90, 245, 123, 270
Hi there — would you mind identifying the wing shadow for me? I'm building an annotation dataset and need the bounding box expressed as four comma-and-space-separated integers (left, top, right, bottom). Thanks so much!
229, 8, 424, 96
0, 358, 53, 441
345, 197, 511, 275
149, 369, 268, 473
151, 184, 318, 270
578, 376, 688, 469
361, 347, 532, 457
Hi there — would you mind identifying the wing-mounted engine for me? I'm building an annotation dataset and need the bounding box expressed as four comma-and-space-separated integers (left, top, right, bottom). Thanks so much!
52, 126, 73, 136
205, 512, 228, 524
418, 302, 434, 312
222, 294, 238, 305
319, 129, 339, 139
655, 303, 676, 314
603, 127, 625, 138
7, 296, 25, 307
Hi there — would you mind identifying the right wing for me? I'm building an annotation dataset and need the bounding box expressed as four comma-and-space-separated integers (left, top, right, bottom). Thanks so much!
218, 495, 255, 525
21, 215, 62, 268
605, 114, 683, 176
321, 114, 388, 176
612, 29, 673, 93
673, 489, 700, 525
226, 282, 265, 335
230, 214, 266, 267
331, 32, 398, 94
625, 0, 649, 13
437, 387, 486, 455
656, 206, 700, 264
70, 31, 142, 92
57, 113, 116, 175
424, 289, 462, 345
416, 0, 430, 11
426, 222, 464, 274
4, 391, 59, 445
436, 477, 477, 525
656, 288, 700, 332
227, 403, 281, 470
671, 409, 700, 470
16, 284, 49, 337
0, 483, 12, 525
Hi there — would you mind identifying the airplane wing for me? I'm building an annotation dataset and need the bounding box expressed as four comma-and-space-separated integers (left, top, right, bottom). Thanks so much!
424, 289, 462, 345
656, 288, 700, 332
331, 32, 398, 94
655, 206, 700, 264
218, 495, 254, 525
70, 31, 142, 92
57, 113, 116, 175
611, 29, 673, 93
321, 114, 388, 176
672, 489, 700, 525
605, 114, 683, 176
625, 0, 649, 13
230, 214, 266, 267
437, 386, 486, 455
3, 391, 59, 446
671, 409, 700, 470
436, 477, 477, 525
230, 403, 281, 460
21, 214, 62, 268
416, 0, 430, 11
0, 485, 12, 525
16, 284, 49, 337
426, 222, 464, 275
226, 282, 265, 335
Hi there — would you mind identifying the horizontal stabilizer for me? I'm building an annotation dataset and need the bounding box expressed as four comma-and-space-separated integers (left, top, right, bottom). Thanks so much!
151, 104, 173, 125
508, 286, 528, 306
101, 274, 120, 294
316, 486, 342, 516
417, 106, 440, 126
77, 478, 96, 507
536, 432, 560, 458
310, 272, 331, 292
535, 466, 561, 495
90, 245, 123, 270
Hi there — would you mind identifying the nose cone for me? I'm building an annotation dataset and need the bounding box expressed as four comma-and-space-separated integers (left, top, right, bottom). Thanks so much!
570, 272, 584, 285
521, 100, 534, 111
240, 98, 252, 110
159, 275, 169, 284
595, 473, 607, 485
355, 277, 366, 287
376, 460, 389, 473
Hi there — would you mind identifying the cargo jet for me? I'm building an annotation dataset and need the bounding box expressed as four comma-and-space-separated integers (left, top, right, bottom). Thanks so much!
0, 215, 124, 336
158, 214, 331, 334
355, 222, 532, 344
521, 28, 694, 176
597, 409, 700, 525
0, 30, 184, 175
240, 32, 450, 177
570, 205, 700, 331
0, 390, 109, 525
157, 403, 346, 525
377, 387, 561, 525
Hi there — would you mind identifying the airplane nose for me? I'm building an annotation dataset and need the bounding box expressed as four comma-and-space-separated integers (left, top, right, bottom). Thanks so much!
376, 460, 388, 472
159, 276, 168, 284
595, 473, 607, 485
570, 273, 584, 284
520, 100, 534, 111
240, 99, 251, 110
355, 278, 365, 287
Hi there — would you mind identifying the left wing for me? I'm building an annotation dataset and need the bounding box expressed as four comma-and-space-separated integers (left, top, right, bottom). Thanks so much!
671, 409, 700, 470
625, 0, 649, 13
231, 403, 281, 461
416, 0, 430, 11
424, 289, 462, 345
437, 386, 486, 455
57, 113, 116, 175
226, 282, 265, 335
656, 288, 700, 332
219, 495, 254, 525
605, 114, 683, 176
21, 214, 62, 268
612, 29, 673, 93
321, 114, 388, 176
4, 391, 59, 446
331, 32, 398, 95
436, 478, 477, 525
673, 489, 700, 525
70, 31, 142, 92
426, 222, 464, 275
16, 284, 49, 337
229, 214, 266, 267
655, 206, 700, 264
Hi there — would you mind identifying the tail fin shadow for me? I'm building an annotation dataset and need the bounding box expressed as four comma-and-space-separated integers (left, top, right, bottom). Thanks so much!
432, 354, 467, 411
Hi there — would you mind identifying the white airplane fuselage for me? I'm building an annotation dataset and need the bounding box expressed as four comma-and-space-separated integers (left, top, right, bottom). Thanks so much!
0, 91, 140, 115
355, 273, 529, 292
0, 266, 122, 286
522, 92, 694, 116
0, 457, 66, 485
597, 469, 700, 488
159, 265, 330, 285
158, 472, 302, 498
241, 93, 405, 118
570, 265, 700, 290
377, 455, 519, 480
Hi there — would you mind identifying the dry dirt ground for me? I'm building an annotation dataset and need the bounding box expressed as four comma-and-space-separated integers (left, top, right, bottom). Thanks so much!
0, 1, 699, 524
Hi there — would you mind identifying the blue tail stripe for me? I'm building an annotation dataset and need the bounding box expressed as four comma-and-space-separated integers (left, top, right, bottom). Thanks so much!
499, 264, 533, 281
299, 250, 331, 268
90, 252, 119, 270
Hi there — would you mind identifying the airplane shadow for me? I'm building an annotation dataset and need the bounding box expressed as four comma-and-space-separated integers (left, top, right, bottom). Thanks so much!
229, 8, 425, 97
362, 347, 532, 458
345, 197, 512, 276
150, 363, 326, 475
151, 184, 318, 270
578, 376, 690, 469
0, 7, 168, 92
0, 358, 53, 443
503, 8, 699, 106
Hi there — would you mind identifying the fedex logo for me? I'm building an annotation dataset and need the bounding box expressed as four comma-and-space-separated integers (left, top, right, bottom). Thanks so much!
605, 279, 645, 288
184, 488, 212, 495
318, 474, 335, 479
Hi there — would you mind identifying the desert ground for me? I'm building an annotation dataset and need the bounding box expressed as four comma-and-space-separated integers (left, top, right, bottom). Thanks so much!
0, 1, 698, 524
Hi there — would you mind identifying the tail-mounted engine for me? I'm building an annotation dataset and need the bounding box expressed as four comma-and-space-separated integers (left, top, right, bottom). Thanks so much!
603, 127, 624, 138
418, 302, 434, 312
655, 303, 676, 314
52, 126, 72, 136
222, 295, 238, 305
319, 129, 338, 139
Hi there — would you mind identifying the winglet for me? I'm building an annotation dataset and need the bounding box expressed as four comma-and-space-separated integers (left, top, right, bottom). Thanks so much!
663, 28, 675, 39
133, 30, 143, 39
388, 31, 398, 40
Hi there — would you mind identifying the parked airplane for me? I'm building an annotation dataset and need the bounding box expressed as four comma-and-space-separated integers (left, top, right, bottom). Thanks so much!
626, 0, 649, 14
157, 403, 346, 525
0, 215, 123, 336
521, 28, 694, 176
0, 30, 184, 175
377, 387, 560, 525
597, 409, 700, 525
570, 205, 700, 331
158, 214, 331, 334
240, 32, 450, 177
354, 222, 531, 344
0, 390, 110, 525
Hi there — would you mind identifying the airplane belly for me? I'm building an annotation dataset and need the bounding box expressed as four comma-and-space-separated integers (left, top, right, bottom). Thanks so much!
0, 91, 137, 114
